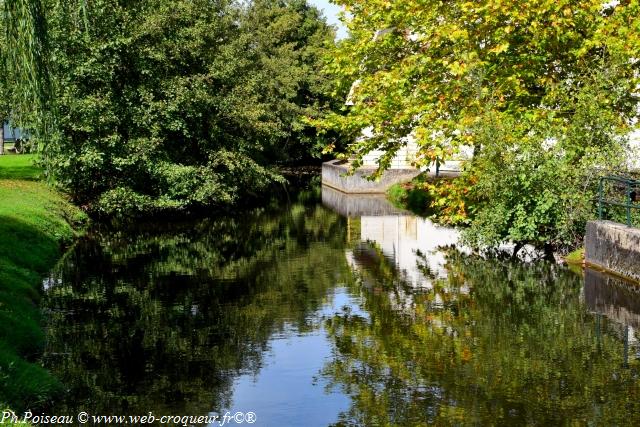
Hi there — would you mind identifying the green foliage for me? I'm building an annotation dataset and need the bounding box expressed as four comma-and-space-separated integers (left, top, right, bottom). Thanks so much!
388, 174, 475, 226
565, 247, 585, 265
387, 182, 410, 205
387, 181, 430, 216
462, 75, 630, 251
1, 0, 51, 132
318, 0, 640, 249
240, 0, 340, 164
0, 156, 86, 410
3, 0, 336, 216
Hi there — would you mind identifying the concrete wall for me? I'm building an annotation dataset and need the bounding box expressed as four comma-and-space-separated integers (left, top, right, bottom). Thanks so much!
322, 160, 421, 194
585, 220, 640, 282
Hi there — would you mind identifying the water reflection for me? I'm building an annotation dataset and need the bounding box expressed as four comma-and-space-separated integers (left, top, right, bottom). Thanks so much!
216, 288, 365, 427
585, 268, 640, 329
323, 186, 460, 289
43, 186, 357, 425
39, 183, 640, 426
585, 268, 640, 366
321, 186, 640, 425
321, 186, 407, 217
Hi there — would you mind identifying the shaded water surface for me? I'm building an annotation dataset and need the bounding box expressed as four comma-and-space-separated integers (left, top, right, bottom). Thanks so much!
43, 183, 640, 425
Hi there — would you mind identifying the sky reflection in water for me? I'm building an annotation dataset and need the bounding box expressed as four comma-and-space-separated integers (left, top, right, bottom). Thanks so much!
43, 182, 640, 425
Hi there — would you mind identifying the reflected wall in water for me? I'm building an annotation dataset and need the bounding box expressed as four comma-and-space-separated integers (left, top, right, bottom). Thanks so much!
323, 186, 460, 289
584, 268, 640, 363
321, 186, 407, 217
585, 268, 640, 329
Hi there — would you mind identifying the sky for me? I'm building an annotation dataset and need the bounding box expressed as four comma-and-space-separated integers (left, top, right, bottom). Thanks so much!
307, 0, 348, 39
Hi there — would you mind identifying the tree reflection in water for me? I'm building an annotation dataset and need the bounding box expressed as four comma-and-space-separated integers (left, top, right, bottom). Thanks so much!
42, 186, 356, 417
41, 184, 640, 425
323, 249, 640, 425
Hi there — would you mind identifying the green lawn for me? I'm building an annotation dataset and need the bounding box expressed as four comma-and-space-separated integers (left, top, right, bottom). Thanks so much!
0, 154, 86, 410
0, 155, 41, 181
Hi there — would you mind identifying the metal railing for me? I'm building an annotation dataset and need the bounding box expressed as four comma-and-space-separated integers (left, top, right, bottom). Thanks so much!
598, 175, 640, 227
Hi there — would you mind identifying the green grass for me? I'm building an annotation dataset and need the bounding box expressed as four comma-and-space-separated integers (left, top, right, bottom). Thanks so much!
0, 155, 41, 181
565, 247, 585, 265
0, 154, 86, 410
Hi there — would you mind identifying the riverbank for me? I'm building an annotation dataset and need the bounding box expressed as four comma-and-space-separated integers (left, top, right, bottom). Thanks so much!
0, 155, 86, 411
387, 173, 472, 227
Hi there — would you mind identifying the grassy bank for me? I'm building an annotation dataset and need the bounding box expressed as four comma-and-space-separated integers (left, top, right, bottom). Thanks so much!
0, 155, 86, 411
565, 248, 585, 265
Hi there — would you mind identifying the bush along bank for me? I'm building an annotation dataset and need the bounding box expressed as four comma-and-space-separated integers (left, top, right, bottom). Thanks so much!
387, 173, 477, 227
388, 170, 598, 259
0, 155, 87, 411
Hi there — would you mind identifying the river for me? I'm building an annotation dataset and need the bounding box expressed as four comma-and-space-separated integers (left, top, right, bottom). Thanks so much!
41, 179, 640, 425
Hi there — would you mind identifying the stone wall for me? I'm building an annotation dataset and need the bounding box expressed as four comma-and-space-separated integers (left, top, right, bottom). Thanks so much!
322, 160, 421, 194
585, 220, 640, 282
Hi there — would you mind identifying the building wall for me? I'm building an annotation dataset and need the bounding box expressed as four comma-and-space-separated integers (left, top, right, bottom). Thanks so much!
359, 128, 473, 172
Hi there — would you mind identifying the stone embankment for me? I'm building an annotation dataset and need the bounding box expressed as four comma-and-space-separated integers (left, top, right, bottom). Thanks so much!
585, 220, 640, 282
322, 160, 421, 194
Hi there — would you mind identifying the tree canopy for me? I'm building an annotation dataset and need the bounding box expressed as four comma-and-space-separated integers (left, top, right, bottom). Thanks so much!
2, 0, 338, 215
318, 0, 640, 250
321, 0, 640, 169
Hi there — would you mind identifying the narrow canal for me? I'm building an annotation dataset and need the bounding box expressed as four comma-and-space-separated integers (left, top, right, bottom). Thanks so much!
42, 179, 640, 425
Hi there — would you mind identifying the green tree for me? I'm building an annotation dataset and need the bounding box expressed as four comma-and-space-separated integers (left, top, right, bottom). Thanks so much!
318, 0, 640, 250
42, 0, 275, 213
0, 14, 15, 156
239, 0, 339, 164
3, 0, 337, 215
2, 0, 51, 136
0, 65, 8, 156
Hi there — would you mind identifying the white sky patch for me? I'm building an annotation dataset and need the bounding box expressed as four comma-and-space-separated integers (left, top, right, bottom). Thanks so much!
307, 0, 348, 40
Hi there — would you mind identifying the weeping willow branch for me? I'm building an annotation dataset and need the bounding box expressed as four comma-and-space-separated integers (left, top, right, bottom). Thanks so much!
2, 0, 52, 138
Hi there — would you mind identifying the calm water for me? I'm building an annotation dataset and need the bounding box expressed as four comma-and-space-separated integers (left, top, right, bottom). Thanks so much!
41, 181, 640, 425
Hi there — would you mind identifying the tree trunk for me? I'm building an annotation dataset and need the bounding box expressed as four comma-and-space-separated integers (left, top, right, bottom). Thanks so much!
0, 121, 4, 155
511, 242, 523, 260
